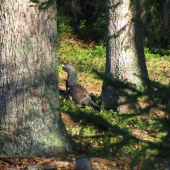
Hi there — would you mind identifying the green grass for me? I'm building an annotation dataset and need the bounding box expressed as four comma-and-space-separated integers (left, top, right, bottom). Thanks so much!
58, 15, 170, 169
58, 44, 105, 74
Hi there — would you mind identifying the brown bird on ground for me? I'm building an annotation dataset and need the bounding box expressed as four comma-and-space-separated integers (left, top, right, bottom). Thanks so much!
61, 64, 100, 109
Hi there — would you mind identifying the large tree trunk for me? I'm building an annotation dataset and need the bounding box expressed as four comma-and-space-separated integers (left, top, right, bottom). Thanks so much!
101, 0, 148, 112
0, 0, 72, 156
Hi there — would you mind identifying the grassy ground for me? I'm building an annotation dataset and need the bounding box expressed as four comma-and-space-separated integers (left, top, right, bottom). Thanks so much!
58, 17, 170, 170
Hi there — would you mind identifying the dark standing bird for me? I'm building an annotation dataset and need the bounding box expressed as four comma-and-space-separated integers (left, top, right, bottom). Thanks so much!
61, 64, 100, 109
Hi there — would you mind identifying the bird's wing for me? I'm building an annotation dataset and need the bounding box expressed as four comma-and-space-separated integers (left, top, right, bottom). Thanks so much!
68, 84, 91, 104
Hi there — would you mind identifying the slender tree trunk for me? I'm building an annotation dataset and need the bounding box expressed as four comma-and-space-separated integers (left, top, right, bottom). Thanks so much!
101, 0, 148, 112
159, 0, 170, 27
0, 0, 72, 156
160, 1, 170, 167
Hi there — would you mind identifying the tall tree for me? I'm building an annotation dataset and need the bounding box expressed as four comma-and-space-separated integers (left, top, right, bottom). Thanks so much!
0, 0, 72, 156
159, 0, 170, 27
101, 0, 149, 112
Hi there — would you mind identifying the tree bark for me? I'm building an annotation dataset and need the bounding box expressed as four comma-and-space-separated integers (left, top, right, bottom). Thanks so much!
0, 0, 72, 156
101, 0, 148, 112
159, 0, 170, 27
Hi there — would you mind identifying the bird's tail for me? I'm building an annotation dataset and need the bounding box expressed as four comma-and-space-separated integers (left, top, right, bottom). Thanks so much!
89, 100, 101, 109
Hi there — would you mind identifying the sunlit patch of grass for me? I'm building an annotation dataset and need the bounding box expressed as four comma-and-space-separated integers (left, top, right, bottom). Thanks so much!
58, 43, 106, 75
146, 57, 170, 85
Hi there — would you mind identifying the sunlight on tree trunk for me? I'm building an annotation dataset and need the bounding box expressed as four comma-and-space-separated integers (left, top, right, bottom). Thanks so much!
0, 0, 72, 156
101, 0, 148, 113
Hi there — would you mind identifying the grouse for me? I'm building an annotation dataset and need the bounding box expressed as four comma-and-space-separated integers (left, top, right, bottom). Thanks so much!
61, 64, 100, 109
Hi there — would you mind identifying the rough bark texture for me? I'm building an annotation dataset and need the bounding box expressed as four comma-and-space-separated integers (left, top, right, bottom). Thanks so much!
0, 0, 72, 156
101, 0, 148, 112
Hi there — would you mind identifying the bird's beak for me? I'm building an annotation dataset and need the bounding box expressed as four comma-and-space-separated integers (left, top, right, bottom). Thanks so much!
61, 64, 65, 68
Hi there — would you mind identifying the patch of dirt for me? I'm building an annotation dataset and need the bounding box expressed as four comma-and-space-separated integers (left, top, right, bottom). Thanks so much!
0, 156, 75, 170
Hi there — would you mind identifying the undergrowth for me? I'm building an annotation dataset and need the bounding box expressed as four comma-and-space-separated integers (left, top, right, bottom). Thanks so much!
58, 14, 170, 170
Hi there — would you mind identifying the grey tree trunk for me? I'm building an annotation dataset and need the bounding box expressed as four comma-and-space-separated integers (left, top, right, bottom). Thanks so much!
0, 0, 72, 156
101, 0, 148, 112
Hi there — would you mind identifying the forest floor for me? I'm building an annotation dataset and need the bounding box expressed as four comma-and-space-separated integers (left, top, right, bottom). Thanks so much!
58, 59, 169, 170
1, 47, 170, 170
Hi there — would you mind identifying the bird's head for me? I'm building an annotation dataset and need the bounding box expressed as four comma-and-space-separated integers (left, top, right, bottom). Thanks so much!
61, 64, 78, 86
61, 64, 77, 73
